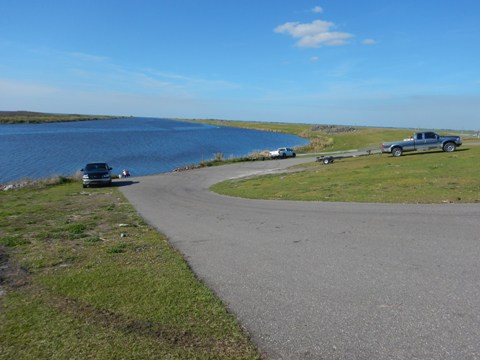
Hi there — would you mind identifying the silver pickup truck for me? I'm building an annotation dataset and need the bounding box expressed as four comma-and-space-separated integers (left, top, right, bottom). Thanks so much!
381, 131, 462, 157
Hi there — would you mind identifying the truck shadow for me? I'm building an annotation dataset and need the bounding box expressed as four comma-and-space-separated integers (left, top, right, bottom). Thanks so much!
401, 148, 470, 157
112, 180, 139, 187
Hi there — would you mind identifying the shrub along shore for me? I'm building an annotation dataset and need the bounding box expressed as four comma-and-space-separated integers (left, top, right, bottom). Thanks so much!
0, 111, 128, 124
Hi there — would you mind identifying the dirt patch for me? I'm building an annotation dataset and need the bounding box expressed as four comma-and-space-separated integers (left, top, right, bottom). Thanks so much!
0, 246, 30, 296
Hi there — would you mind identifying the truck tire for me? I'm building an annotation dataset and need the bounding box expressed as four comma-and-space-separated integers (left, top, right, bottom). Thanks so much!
443, 142, 456, 152
391, 147, 403, 157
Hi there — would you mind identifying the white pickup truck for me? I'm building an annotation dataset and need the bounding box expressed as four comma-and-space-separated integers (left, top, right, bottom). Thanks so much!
381, 131, 462, 157
269, 147, 296, 159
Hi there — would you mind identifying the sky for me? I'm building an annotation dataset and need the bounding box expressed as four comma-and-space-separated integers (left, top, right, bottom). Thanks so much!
1, 0, 479, 130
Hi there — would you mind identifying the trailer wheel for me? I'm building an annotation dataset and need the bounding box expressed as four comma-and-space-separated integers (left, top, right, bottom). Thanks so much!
443, 142, 456, 152
391, 147, 403, 157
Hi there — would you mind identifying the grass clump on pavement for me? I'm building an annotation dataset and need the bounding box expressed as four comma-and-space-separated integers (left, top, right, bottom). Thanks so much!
0, 182, 259, 359
211, 146, 480, 204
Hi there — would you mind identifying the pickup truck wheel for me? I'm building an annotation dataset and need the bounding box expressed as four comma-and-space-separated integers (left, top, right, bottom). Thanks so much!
443, 142, 456, 152
391, 147, 403, 157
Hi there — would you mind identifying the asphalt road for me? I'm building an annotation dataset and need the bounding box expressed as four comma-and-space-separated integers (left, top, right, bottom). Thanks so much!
119, 158, 480, 360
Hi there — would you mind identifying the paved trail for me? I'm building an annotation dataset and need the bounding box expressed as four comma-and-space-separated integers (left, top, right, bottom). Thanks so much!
119, 158, 480, 359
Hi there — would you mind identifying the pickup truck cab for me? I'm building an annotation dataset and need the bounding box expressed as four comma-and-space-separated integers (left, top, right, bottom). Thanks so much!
381, 132, 462, 157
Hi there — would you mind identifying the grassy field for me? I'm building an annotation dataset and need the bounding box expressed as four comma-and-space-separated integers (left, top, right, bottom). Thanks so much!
0, 111, 126, 124
211, 145, 480, 204
186, 119, 412, 152
185, 118, 475, 153
0, 181, 259, 359
189, 119, 479, 204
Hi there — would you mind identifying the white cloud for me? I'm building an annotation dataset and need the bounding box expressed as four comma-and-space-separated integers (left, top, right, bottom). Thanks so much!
312, 6, 323, 13
362, 38, 377, 45
274, 20, 353, 48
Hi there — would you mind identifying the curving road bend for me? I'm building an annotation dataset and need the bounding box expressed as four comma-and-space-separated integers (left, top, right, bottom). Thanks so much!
119, 158, 480, 360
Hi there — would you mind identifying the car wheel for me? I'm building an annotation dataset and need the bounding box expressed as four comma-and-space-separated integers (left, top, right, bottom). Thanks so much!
323, 158, 330, 164
292, 153, 296, 157
392, 147, 403, 157
443, 142, 456, 152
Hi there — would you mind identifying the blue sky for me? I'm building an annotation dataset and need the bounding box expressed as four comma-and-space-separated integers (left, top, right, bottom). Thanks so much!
1, 0, 479, 130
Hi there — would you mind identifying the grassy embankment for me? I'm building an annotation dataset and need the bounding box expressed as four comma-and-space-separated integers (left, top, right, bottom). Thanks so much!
212, 145, 480, 203
186, 119, 479, 204
186, 118, 475, 153
0, 181, 259, 359
175, 120, 417, 170
0, 111, 127, 124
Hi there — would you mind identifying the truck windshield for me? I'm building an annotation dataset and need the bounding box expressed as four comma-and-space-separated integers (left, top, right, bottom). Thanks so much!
85, 163, 108, 171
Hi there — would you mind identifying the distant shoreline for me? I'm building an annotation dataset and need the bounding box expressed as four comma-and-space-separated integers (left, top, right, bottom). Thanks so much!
0, 111, 130, 124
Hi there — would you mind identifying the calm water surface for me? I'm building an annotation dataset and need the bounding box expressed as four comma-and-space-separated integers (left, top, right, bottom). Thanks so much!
0, 118, 308, 183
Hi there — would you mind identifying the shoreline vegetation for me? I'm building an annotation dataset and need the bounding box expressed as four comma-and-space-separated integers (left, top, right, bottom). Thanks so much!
2, 112, 478, 184
2, 111, 474, 150
2, 113, 477, 187
0, 111, 129, 124
175, 118, 477, 154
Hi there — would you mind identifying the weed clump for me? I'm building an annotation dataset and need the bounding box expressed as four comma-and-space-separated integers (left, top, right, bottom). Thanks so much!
0, 236, 30, 247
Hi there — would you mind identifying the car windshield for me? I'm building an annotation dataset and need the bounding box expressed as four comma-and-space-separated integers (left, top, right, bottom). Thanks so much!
85, 163, 108, 171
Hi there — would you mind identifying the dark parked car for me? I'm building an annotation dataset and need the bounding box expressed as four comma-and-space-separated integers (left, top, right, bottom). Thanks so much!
81, 162, 112, 188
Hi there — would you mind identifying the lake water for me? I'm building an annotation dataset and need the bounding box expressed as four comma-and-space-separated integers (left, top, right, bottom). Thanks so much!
0, 117, 308, 184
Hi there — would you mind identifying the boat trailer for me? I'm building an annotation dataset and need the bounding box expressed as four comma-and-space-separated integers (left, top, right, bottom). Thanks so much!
316, 149, 374, 165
